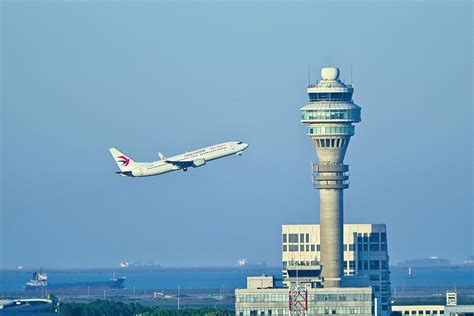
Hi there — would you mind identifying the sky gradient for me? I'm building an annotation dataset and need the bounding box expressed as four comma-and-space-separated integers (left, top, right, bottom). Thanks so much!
1, 1, 472, 268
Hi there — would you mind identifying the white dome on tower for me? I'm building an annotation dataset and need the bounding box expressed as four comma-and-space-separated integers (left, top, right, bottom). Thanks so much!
321, 67, 340, 80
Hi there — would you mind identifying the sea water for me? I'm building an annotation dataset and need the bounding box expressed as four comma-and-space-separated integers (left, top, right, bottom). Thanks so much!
1, 266, 473, 292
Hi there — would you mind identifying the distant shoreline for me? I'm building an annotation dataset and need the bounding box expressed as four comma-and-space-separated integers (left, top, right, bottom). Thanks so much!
0, 266, 278, 273
2, 264, 473, 273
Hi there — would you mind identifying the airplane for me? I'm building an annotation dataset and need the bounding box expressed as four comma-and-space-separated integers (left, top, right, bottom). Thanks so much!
109, 141, 249, 177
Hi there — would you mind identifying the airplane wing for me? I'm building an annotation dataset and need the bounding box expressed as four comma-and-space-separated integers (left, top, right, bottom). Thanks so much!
165, 159, 194, 168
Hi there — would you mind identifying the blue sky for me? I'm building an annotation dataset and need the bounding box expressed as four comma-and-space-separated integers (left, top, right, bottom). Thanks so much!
1, 1, 472, 268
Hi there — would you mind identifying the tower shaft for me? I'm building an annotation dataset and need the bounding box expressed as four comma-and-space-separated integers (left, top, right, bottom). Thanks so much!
313, 161, 349, 287
319, 188, 343, 287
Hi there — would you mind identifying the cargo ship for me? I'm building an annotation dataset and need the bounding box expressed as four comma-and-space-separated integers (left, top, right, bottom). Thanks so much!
25, 272, 126, 291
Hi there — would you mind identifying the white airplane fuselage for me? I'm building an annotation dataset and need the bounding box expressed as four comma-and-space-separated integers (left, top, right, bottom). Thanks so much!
110, 141, 249, 177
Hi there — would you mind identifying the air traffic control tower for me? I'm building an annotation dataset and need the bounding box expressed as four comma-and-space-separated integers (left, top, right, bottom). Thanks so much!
301, 67, 361, 287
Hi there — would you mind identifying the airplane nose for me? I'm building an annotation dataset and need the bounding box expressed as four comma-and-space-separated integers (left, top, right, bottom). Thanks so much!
243, 143, 249, 149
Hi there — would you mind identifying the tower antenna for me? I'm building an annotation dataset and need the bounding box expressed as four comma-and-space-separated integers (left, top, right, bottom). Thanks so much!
308, 64, 311, 86
350, 64, 353, 85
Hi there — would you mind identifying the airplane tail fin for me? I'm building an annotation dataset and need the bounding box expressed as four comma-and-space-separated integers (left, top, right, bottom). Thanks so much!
158, 152, 166, 160
109, 147, 137, 172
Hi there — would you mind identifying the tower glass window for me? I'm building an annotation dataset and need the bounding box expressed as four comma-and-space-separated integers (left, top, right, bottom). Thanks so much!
308, 92, 353, 101
302, 109, 361, 121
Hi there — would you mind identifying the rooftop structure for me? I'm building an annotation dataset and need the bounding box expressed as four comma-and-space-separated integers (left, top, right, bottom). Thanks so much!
236, 277, 374, 316
300, 67, 361, 287
392, 292, 474, 316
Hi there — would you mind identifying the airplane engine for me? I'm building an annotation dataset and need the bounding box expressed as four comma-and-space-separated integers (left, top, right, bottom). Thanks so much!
192, 159, 206, 167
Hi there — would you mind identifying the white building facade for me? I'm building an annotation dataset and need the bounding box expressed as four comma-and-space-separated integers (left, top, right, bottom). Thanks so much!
235, 276, 374, 316
282, 224, 392, 314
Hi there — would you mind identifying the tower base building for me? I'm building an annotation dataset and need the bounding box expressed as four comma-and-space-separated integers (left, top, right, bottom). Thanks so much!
282, 224, 392, 314
235, 276, 374, 316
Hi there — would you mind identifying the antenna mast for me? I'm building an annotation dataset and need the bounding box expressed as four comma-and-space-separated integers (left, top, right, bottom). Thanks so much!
350, 64, 353, 85
308, 64, 311, 86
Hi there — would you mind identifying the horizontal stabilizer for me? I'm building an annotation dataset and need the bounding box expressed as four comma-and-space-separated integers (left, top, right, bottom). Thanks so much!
115, 171, 133, 177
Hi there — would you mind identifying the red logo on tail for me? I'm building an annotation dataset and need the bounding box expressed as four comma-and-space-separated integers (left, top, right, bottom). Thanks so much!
117, 155, 130, 167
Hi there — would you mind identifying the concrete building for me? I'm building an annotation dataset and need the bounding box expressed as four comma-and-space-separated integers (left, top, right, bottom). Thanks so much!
300, 67, 361, 288
282, 224, 392, 313
392, 292, 474, 316
235, 276, 374, 316
392, 304, 445, 316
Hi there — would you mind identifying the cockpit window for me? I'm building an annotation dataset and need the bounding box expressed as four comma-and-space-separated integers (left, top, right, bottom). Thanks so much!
237, 141, 243, 144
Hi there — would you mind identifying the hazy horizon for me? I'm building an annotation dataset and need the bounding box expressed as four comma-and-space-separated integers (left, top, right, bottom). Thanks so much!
1, 1, 472, 269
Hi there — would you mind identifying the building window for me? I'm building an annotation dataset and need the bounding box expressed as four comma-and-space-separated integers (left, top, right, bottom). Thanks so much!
300, 245, 304, 251
370, 260, 380, 270
358, 260, 363, 270
289, 245, 298, 252
381, 260, 389, 270
317, 245, 321, 251
370, 233, 379, 242
283, 245, 287, 252
381, 243, 387, 251
344, 244, 348, 251
289, 234, 298, 243
381, 232, 387, 242
349, 244, 355, 251
370, 274, 380, 281
306, 245, 310, 251
311, 245, 315, 251
370, 244, 380, 251
349, 261, 355, 269
306, 233, 310, 243
300, 233, 305, 243
283, 234, 287, 243
364, 261, 369, 270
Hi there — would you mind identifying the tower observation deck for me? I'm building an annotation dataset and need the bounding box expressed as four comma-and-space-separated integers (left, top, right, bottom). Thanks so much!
300, 67, 361, 288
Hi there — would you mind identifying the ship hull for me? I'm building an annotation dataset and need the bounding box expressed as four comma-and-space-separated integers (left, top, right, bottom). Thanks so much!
25, 278, 126, 291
